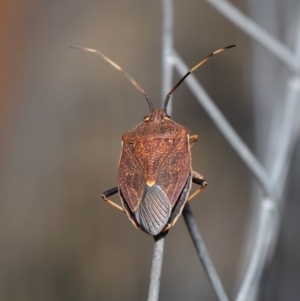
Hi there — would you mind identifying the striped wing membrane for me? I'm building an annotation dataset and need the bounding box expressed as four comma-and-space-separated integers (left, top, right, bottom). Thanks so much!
134, 184, 171, 235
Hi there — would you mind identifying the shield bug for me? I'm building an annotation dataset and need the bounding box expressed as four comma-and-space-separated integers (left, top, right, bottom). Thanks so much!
72, 44, 236, 236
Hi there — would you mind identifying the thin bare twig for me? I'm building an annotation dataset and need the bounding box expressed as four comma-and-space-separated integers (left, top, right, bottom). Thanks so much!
161, 0, 175, 113
234, 17, 300, 301
147, 236, 166, 301
183, 204, 229, 301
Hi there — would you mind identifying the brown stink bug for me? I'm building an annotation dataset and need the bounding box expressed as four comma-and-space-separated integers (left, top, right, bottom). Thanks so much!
72, 45, 236, 236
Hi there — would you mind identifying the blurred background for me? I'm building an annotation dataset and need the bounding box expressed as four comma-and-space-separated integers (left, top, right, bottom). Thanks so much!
0, 0, 299, 300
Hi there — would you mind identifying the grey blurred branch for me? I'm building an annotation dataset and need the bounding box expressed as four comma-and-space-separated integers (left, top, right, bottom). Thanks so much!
236, 37, 300, 301
204, 0, 298, 74
236, 78, 300, 301
235, 198, 276, 301
269, 77, 300, 197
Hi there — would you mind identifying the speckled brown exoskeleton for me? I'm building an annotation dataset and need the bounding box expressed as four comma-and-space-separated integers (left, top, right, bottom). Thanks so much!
72, 44, 236, 236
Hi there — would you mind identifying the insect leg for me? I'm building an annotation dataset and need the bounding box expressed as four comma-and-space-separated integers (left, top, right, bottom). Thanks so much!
189, 134, 198, 149
102, 187, 125, 212
187, 171, 208, 202
167, 173, 192, 228
161, 223, 171, 232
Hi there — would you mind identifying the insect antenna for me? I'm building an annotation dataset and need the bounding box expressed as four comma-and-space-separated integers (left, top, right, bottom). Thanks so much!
163, 44, 236, 112
71, 46, 154, 113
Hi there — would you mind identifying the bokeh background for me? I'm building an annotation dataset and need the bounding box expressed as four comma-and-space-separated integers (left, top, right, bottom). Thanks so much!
1, 1, 299, 300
